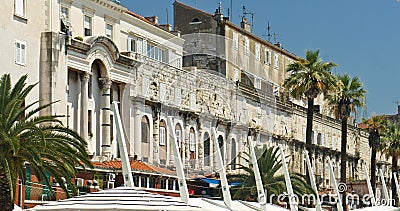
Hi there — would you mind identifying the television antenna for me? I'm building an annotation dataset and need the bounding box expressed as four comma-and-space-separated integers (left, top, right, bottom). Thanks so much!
241, 5, 254, 32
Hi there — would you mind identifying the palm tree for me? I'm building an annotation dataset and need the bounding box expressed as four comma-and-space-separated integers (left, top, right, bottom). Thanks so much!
326, 73, 366, 210
228, 146, 314, 204
283, 49, 337, 170
381, 122, 400, 206
361, 115, 387, 195
0, 74, 92, 210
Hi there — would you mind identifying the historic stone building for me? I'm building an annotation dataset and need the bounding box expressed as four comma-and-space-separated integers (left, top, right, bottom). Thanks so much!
173, 0, 393, 190
0, 0, 393, 202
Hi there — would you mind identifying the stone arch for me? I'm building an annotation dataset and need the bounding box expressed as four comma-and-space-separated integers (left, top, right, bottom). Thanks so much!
86, 36, 120, 62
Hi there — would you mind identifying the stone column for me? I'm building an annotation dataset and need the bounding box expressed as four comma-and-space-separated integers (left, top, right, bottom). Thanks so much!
100, 77, 112, 159
133, 100, 142, 160
80, 72, 90, 142
185, 120, 190, 168
197, 126, 203, 169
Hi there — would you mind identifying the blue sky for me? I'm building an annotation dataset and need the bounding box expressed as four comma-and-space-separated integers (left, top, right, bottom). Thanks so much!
120, 0, 400, 118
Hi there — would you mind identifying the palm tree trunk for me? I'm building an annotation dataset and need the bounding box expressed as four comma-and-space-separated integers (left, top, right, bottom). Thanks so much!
371, 147, 377, 195
306, 97, 314, 182
0, 165, 14, 211
392, 155, 398, 206
340, 117, 347, 211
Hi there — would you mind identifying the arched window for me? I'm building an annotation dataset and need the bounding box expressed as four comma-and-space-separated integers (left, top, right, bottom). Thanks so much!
175, 123, 182, 158
231, 138, 236, 170
204, 133, 210, 166
159, 120, 167, 165
218, 135, 224, 163
141, 116, 150, 143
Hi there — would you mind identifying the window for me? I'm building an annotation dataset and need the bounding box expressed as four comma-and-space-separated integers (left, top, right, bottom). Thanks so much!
106, 24, 113, 39
146, 43, 164, 62
274, 52, 279, 69
15, 0, 25, 17
133, 176, 139, 187
189, 130, 195, 152
244, 37, 250, 56
140, 177, 147, 188
190, 93, 196, 110
255, 78, 261, 89
233, 32, 238, 50
176, 129, 181, 148
160, 179, 167, 189
141, 116, 149, 143
15, 40, 26, 65
128, 36, 136, 52
159, 126, 166, 146
175, 88, 181, 106
264, 49, 271, 64
160, 83, 167, 102
84, 15, 92, 36
88, 110, 92, 137
168, 179, 174, 190
233, 68, 239, 82
149, 177, 155, 188
255, 44, 260, 61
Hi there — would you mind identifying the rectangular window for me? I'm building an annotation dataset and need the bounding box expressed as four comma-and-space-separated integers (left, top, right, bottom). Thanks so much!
136, 38, 143, 54
141, 123, 148, 143
233, 32, 238, 50
244, 37, 250, 56
255, 78, 261, 89
15, 40, 26, 65
255, 44, 260, 61
159, 127, 166, 146
233, 68, 239, 82
140, 177, 147, 187
128, 36, 136, 52
160, 179, 167, 189
149, 177, 155, 188
146, 43, 164, 62
264, 49, 271, 64
168, 179, 174, 190
106, 24, 113, 39
84, 15, 92, 36
274, 52, 279, 69
15, 0, 25, 17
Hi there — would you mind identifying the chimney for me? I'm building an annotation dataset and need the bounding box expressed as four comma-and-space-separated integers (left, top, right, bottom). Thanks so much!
275, 42, 282, 48
159, 24, 172, 31
145, 16, 158, 25
241, 17, 251, 32
214, 2, 224, 21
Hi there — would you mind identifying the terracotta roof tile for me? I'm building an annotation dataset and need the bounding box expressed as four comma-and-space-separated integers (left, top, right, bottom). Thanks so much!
92, 160, 176, 176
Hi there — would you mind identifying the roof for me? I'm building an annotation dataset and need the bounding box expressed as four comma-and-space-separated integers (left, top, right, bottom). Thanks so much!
92, 160, 176, 176
126, 11, 156, 26
173, 1, 213, 17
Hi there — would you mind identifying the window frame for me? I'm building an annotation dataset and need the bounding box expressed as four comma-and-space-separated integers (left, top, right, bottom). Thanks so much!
159, 126, 166, 146
105, 23, 113, 39
84, 15, 92, 36
14, 0, 26, 18
15, 40, 26, 66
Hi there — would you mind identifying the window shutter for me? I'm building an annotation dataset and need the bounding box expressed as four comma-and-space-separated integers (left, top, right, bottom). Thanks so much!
190, 92, 196, 110
143, 40, 147, 55
127, 37, 132, 51
15, 0, 24, 16
142, 78, 149, 97
233, 68, 239, 81
21, 43, 25, 64
175, 88, 181, 106
233, 33, 238, 50
189, 133, 195, 151
274, 52, 279, 69
136, 38, 143, 54
159, 127, 165, 145
16, 42, 21, 64
268, 51, 272, 64
255, 44, 260, 61
160, 83, 167, 102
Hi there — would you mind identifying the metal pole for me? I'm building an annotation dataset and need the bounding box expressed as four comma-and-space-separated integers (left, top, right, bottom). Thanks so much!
279, 144, 297, 211
212, 127, 232, 209
167, 117, 189, 203
111, 102, 134, 187
364, 162, 377, 206
379, 168, 390, 206
393, 172, 400, 204
248, 135, 266, 211
327, 156, 343, 211
304, 150, 323, 211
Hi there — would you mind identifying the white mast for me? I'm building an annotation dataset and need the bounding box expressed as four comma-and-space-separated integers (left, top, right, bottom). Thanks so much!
111, 101, 134, 187
211, 127, 232, 209
393, 172, 400, 204
304, 150, 323, 211
379, 168, 390, 206
248, 134, 266, 211
327, 156, 343, 211
364, 162, 377, 206
278, 144, 297, 211
167, 117, 189, 203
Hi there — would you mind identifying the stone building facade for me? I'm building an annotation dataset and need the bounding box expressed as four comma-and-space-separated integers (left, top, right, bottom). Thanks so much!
173, 0, 393, 189
0, 0, 393, 197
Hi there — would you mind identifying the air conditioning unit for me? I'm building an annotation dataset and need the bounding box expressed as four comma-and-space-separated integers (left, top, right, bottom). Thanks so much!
76, 178, 84, 187
108, 173, 116, 182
